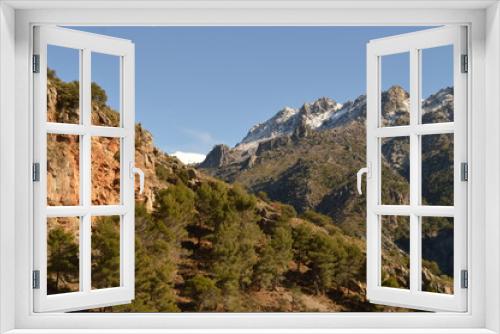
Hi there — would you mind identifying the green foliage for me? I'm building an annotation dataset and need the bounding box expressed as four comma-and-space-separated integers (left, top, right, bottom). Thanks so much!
382, 276, 400, 288
211, 212, 262, 291
196, 181, 228, 229
301, 210, 333, 227
154, 183, 196, 244
254, 222, 293, 289
91, 82, 109, 108
155, 163, 170, 181
280, 203, 297, 220
292, 222, 364, 295
421, 134, 454, 206
47, 226, 79, 294
307, 233, 344, 294
47, 69, 80, 123
48, 68, 119, 126
113, 205, 180, 312
91, 216, 120, 289
228, 183, 257, 211
292, 223, 313, 272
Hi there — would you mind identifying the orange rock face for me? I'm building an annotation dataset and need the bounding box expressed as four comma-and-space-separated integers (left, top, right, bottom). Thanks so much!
46, 74, 180, 210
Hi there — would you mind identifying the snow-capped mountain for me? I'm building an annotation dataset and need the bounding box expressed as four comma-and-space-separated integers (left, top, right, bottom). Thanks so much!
236, 97, 343, 151
235, 85, 453, 152
199, 86, 452, 172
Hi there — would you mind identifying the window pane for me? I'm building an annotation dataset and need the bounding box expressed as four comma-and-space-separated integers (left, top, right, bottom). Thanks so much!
421, 45, 454, 124
380, 52, 410, 127
91, 216, 121, 289
47, 217, 80, 295
421, 217, 454, 294
47, 134, 80, 206
91, 52, 121, 127
381, 215, 410, 289
47, 45, 80, 124
381, 136, 410, 205
421, 134, 454, 206
91, 137, 121, 205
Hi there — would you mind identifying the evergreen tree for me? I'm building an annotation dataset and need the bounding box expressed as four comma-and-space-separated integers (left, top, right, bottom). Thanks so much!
185, 275, 221, 311
47, 226, 79, 294
114, 205, 179, 312
91, 216, 120, 289
292, 224, 313, 272
211, 211, 262, 293
154, 183, 196, 245
254, 221, 293, 289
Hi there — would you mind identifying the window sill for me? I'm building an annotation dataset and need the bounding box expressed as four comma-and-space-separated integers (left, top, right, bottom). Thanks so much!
3, 329, 497, 334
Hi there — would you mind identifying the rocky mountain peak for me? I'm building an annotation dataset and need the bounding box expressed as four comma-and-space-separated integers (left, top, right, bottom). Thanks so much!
381, 85, 410, 126
198, 144, 233, 169
384, 85, 408, 100
300, 97, 340, 115
276, 106, 299, 122
422, 86, 454, 122
236, 97, 344, 151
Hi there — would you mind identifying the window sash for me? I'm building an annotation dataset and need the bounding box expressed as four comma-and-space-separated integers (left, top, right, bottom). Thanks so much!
32, 26, 136, 313
365, 25, 468, 312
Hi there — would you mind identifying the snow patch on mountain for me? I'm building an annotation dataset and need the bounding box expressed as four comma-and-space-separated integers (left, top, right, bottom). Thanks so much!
231, 86, 448, 155
236, 97, 346, 150
171, 151, 206, 165
422, 87, 453, 114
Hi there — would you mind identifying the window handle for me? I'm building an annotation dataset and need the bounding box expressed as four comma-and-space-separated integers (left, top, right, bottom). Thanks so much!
130, 162, 145, 194
357, 163, 371, 195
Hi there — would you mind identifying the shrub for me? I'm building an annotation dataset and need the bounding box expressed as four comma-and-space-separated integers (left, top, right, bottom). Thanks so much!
185, 275, 221, 311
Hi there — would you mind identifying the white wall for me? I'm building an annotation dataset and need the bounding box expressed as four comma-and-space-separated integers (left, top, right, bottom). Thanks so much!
0, 2, 16, 333
485, 2, 500, 333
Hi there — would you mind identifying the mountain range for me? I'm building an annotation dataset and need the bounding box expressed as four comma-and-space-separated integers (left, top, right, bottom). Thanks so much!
201, 85, 453, 171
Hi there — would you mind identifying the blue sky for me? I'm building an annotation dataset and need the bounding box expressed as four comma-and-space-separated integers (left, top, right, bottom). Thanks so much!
49, 27, 452, 156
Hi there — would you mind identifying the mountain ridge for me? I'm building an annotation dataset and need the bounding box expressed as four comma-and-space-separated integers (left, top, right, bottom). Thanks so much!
201, 85, 453, 164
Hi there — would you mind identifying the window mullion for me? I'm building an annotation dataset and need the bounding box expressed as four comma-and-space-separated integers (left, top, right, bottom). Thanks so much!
81, 48, 92, 293
409, 47, 421, 293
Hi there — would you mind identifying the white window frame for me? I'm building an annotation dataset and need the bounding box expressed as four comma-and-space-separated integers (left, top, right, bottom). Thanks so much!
0, 1, 499, 333
365, 26, 468, 312
32, 26, 136, 312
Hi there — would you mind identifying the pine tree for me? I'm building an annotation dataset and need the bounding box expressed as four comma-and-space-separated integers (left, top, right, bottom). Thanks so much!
185, 275, 221, 311
91, 216, 120, 289
47, 226, 79, 294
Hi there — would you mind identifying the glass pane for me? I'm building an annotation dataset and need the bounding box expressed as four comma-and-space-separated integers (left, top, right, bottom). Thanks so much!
91, 52, 121, 127
47, 134, 80, 206
421, 134, 454, 206
91, 137, 121, 205
421, 217, 454, 294
47, 45, 80, 124
421, 45, 454, 124
91, 216, 121, 289
381, 136, 410, 205
380, 52, 410, 127
381, 215, 410, 289
47, 217, 80, 295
